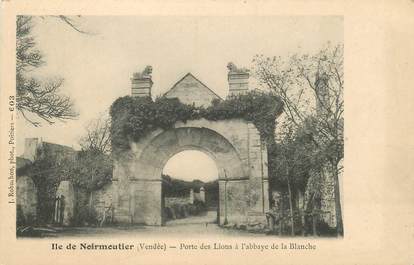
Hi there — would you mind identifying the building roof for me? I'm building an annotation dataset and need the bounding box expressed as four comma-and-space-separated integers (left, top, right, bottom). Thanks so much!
163, 72, 223, 100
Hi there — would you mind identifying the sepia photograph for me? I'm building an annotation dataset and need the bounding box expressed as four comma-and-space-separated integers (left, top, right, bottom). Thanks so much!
15, 16, 344, 238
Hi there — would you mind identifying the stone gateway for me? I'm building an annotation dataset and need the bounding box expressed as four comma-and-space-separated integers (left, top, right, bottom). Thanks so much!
111, 64, 271, 227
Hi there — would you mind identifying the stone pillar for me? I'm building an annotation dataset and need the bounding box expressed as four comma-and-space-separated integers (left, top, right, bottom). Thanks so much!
131, 65, 153, 97
245, 123, 269, 225
56, 181, 75, 226
227, 62, 249, 97
297, 190, 304, 210
130, 180, 162, 225
199, 187, 205, 203
189, 189, 194, 204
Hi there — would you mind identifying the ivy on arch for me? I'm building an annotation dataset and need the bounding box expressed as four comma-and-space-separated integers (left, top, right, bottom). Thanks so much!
109, 91, 284, 154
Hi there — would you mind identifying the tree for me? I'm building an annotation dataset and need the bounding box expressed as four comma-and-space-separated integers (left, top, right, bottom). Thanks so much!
16, 16, 78, 126
253, 43, 344, 236
79, 113, 112, 154
71, 113, 113, 219
293, 44, 344, 236
268, 122, 321, 235
48, 16, 90, 34
59, 148, 112, 225
63, 150, 112, 192
74, 112, 113, 220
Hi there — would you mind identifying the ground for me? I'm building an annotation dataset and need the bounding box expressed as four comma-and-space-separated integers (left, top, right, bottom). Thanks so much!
23, 211, 267, 238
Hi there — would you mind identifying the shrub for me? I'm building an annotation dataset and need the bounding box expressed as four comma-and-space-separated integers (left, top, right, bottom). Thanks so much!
16, 205, 26, 226
74, 206, 98, 226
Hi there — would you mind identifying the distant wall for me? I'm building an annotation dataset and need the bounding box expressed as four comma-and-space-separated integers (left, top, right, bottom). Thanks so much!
164, 196, 192, 208
22, 138, 76, 162
17, 176, 37, 224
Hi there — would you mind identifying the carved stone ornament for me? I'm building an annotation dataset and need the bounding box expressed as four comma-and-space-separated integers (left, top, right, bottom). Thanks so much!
133, 65, 153, 79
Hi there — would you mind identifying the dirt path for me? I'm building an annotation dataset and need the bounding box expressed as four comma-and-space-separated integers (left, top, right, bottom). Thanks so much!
165, 210, 217, 226
26, 211, 266, 238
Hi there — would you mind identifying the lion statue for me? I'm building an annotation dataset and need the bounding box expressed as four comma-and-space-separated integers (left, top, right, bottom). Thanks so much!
133, 65, 153, 79
227, 62, 249, 74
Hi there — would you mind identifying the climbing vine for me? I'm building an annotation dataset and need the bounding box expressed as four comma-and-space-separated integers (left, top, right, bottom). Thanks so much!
110, 91, 283, 154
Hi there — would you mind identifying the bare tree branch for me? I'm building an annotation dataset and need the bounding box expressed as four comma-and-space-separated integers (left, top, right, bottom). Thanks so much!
79, 113, 112, 154
16, 16, 79, 126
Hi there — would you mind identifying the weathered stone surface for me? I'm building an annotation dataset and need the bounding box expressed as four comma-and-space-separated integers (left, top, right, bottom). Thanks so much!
92, 183, 114, 221
303, 165, 339, 228
23, 138, 39, 162
131, 66, 153, 98
131, 181, 162, 225
218, 179, 249, 225
22, 138, 76, 163
17, 176, 37, 223
228, 72, 249, 96
113, 119, 270, 226
113, 73, 270, 227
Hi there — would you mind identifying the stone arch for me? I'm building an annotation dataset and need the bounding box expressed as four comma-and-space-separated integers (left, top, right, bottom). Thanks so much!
112, 119, 269, 226
137, 127, 246, 181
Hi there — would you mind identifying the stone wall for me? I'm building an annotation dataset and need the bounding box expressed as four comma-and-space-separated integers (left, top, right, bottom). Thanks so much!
164, 196, 192, 208
22, 138, 40, 162
91, 183, 114, 221
112, 118, 269, 227
22, 138, 76, 163
304, 166, 339, 228
16, 176, 37, 223
164, 188, 205, 208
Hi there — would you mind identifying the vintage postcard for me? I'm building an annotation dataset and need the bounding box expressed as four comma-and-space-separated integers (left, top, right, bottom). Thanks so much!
0, 1, 413, 265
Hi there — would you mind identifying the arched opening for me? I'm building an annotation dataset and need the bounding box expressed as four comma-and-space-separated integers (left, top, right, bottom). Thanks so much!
161, 150, 220, 226
114, 125, 268, 227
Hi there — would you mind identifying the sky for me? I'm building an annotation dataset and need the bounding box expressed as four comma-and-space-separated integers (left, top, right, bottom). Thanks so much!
17, 16, 343, 181
163, 150, 218, 182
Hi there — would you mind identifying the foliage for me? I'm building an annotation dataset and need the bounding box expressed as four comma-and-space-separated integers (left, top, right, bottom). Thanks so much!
204, 92, 283, 144
164, 201, 207, 221
110, 91, 283, 154
72, 203, 98, 226
16, 16, 78, 126
203, 180, 219, 208
25, 145, 74, 223
162, 174, 210, 197
62, 148, 112, 226
268, 122, 323, 193
162, 175, 218, 210
253, 43, 344, 168
61, 150, 113, 192
46, 15, 91, 34
23, 145, 112, 224
253, 42, 344, 235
